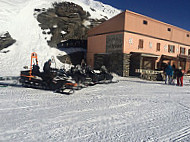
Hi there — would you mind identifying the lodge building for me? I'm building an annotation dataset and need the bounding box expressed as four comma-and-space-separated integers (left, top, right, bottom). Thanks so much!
87, 10, 190, 76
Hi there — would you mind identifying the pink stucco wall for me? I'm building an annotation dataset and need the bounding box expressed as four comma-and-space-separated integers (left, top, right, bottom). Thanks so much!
123, 32, 190, 57
88, 12, 125, 37
87, 10, 190, 69
87, 35, 106, 67
124, 10, 190, 46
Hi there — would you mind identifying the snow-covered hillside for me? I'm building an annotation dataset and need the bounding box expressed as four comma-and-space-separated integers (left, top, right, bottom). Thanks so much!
0, 0, 121, 76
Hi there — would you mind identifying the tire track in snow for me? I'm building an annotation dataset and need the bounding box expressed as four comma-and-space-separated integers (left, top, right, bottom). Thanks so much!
1, 78, 190, 141
159, 126, 190, 141
19, 100, 189, 141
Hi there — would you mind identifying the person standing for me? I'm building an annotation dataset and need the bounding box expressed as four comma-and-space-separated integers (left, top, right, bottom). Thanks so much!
165, 63, 173, 84
172, 64, 176, 84
176, 66, 184, 86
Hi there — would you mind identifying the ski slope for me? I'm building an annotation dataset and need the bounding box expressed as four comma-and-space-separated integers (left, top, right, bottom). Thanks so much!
0, 0, 121, 76
1, 77, 190, 141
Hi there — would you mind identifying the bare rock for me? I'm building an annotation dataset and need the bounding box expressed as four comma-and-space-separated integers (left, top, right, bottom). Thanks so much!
0, 32, 16, 51
36, 2, 106, 47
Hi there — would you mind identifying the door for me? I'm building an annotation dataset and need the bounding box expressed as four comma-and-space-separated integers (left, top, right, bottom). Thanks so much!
142, 57, 155, 70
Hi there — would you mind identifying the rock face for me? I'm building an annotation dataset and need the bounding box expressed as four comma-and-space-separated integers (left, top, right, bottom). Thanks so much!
0, 32, 16, 51
35, 2, 106, 47
57, 51, 86, 65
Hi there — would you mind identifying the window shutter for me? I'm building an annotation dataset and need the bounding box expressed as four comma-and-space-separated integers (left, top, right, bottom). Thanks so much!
138, 39, 143, 49
168, 45, 170, 52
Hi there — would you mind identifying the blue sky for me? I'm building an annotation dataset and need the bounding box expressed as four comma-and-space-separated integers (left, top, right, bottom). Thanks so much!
99, 0, 190, 31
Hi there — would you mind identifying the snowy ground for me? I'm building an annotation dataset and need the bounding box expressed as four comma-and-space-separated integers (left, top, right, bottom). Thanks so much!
1, 77, 190, 141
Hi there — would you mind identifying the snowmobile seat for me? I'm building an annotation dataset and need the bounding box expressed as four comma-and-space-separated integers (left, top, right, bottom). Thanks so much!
32, 65, 42, 77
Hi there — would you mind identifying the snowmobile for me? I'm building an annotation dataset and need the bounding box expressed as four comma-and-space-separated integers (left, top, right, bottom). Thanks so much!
69, 65, 117, 86
19, 52, 77, 94
67, 65, 90, 88
85, 65, 117, 84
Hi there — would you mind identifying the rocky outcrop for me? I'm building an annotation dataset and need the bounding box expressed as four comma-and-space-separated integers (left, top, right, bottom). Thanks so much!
35, 2, 106, 47
0, 32, 16, 51
57, 51, 86, 65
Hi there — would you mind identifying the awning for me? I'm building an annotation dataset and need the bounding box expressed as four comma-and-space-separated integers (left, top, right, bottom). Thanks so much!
130, 52, 160, 58
141, 53, 160, 58
160, 55, 178, 61
178, 54, 190, 61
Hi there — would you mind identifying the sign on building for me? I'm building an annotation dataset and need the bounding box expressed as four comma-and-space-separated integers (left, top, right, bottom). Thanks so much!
129, 38, 133, 45
106, 34, 123, 53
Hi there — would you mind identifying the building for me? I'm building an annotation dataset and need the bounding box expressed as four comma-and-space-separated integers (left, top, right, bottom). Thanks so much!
87, 10, 190, 76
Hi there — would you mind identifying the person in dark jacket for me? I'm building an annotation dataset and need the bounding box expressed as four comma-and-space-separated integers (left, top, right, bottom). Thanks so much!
176, 66, 184, 86
43, 59, 53, 82
164, 63, 173, 84
43, 59, 51, 74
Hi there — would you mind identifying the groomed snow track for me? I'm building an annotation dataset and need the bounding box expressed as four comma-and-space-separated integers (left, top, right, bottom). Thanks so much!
1, 77, 190, 141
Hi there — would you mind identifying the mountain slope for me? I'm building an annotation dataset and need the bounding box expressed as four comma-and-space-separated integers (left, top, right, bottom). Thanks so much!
0, 0, 121, 76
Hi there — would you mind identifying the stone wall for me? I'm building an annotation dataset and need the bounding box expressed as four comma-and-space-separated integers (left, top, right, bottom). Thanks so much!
94, 53, 130, 76
123, 54, 131, 76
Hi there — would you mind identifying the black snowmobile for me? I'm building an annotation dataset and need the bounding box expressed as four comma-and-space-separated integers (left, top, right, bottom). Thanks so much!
67, 65, 89, 88
69, 64, 117, 87
19, 52, 77, 94
85, 65, 116, 84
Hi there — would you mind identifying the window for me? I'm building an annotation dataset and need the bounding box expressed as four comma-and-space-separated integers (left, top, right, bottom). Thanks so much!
168, 28, 171, 32
187, 34, 189, 37
188, 49, 190, 56
138, 39, 144, 49
143, 20, 148, 25
180, 47, 186, 55
168, 45, 175, 53
156, 43, 160, 51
